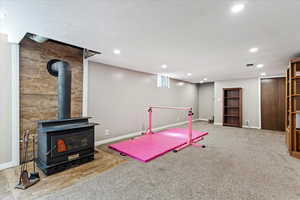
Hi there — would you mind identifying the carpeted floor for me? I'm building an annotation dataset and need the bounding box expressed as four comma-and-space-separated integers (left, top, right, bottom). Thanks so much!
0, 149, 125, 200
3, 122, 300, 200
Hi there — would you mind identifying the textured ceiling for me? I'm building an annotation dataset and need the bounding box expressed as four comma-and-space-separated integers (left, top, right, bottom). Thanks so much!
1, 0, 299, 82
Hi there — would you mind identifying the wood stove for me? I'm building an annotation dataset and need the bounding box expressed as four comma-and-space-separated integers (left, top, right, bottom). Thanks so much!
37, 117, 97, 175
37, 60, 98, 175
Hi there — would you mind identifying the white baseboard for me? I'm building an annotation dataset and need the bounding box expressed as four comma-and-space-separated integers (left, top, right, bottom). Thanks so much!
0, 160, 18, 171
213, 122, 261, 129
214, 122, 222, 126
242, 126, 261, 129
198, 118, 209, 121
95, 119, 200, 146
95, 132, 141, 146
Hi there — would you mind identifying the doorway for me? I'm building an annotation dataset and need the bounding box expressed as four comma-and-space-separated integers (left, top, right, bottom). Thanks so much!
261, 77, 285, 131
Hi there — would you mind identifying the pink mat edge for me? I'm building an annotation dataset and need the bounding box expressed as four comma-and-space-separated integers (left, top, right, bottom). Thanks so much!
109, 129, 208, 162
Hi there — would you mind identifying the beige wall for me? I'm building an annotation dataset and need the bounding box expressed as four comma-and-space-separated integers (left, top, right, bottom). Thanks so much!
198, 83, 214, 120
0, 34, 12, 164
214, 78, 260, 128
88, 62, 199, 141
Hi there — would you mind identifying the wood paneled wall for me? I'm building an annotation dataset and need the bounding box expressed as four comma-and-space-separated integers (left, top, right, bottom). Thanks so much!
20, 38, 83, 161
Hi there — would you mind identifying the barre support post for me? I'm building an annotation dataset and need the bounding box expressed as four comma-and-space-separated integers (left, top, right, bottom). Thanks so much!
147, 107, 153, 134
188, 110, 193, 144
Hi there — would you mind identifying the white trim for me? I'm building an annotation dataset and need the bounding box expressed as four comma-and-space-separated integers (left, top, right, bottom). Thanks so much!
258, 77, 262, 129
198, 118, 209, 121
0, 161, 17, 171
82, 58, 89, 116
242, 126, 261, 129
95, 132, 141, 146
214, 123, 260, 129
11, 43, 20, 167
95, 119, 200, 146
214, 122, 222, 126
261, 75, 285, 79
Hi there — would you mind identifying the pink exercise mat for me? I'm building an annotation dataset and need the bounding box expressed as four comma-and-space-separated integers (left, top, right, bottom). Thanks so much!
109, 128, 208, 162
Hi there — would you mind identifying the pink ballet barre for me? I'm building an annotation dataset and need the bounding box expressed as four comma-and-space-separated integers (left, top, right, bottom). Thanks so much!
147, 106, 203, 152
109, 106, 208, 162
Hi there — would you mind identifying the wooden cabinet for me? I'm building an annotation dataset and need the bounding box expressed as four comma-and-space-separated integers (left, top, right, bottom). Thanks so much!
223, 88, 242, 127
286, 58, 300, 159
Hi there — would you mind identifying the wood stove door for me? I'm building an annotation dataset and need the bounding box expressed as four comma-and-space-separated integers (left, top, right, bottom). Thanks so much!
50, 129, 94, 158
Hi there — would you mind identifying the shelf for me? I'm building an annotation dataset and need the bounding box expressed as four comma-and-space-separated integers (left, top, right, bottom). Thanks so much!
291, 58, 300, 63
286, 61, 300, 159
290, 94, 300, 97
223, 88, 242, 128
290, 151, 300, 159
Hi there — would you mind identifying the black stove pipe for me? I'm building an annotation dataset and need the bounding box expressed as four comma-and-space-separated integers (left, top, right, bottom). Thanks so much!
47, 59, 71, 119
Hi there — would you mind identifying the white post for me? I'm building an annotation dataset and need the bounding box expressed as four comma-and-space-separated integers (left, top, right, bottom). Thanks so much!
11, 43, 20, 166
258, 77, 262, 129
82, 58, 89, 116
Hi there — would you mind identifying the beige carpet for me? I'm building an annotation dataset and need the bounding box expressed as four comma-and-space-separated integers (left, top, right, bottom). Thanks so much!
2, 122, 300, 200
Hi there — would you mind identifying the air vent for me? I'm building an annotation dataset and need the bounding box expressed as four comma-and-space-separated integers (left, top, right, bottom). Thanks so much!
246, 64, 254, 67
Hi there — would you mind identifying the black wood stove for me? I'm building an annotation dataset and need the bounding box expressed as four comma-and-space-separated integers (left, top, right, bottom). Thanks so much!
37, 60, 98, 175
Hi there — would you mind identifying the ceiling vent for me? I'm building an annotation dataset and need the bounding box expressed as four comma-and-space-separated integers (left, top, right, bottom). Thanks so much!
246, 64, 254, 67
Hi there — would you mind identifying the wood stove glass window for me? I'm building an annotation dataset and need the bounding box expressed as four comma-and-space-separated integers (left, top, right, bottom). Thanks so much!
50, 129, 93, 157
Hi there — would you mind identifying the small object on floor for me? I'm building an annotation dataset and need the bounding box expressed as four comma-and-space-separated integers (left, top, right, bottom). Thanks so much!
94, 148, 100, 154
16, 173, 40, 190
208, 116, 214, 124
16, 130, 40, 190
120, 153, 127, 156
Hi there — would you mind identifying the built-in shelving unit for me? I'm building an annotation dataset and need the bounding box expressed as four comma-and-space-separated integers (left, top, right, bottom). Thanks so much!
286, 58, 300, 159
223, 88, 242, 127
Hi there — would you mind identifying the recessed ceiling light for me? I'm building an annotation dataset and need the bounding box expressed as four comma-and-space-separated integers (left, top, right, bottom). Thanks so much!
177, 82, 184, 86
256, 64, 264, 68
161, 64, 168, 69
231, 4, 245, 13
113, 49, 121, 55
203, 78, 208, 81
261, 72, 266, 76
200, 81, 204, 84
249, 47, 258, 53
187, 73, 192, 76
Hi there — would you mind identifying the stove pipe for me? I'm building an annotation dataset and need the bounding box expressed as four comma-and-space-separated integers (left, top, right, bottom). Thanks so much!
47, 59, 71, 119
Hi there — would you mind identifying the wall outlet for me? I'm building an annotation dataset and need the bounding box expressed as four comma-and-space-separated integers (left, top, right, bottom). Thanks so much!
105, 129, 110, 135
245, 120, 249, 126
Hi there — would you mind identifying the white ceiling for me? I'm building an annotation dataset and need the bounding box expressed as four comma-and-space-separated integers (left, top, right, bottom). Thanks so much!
1, 0, 300, 83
